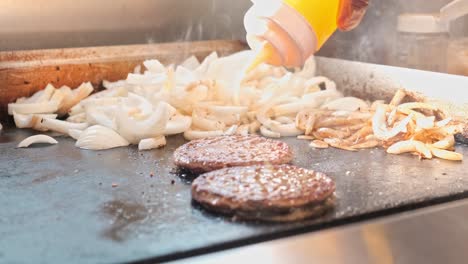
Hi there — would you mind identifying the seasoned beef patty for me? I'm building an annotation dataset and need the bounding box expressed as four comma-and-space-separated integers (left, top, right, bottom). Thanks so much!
191, 164, 336, 222
456, 124, 468, 145
173, 135, 293, 173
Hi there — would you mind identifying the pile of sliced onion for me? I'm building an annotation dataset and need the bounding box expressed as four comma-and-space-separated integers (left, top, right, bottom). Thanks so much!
9, 51, 342, 150
8, 51, 462, 161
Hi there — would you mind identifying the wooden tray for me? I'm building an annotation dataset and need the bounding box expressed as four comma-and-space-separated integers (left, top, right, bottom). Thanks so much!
0, 40, 247, 121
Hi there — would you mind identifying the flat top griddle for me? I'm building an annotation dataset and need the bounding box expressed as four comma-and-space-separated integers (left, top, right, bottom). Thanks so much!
1, 128, 467, 264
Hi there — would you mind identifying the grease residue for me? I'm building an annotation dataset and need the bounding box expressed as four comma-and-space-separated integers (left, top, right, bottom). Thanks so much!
100, 200, 148, 242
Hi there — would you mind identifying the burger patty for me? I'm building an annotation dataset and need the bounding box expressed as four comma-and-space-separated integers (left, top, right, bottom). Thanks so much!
173, 135, 293, 173
456, 124, 468, 145
191, 164, 336, 222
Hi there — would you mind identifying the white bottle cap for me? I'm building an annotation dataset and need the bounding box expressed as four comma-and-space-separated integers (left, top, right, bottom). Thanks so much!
397, 14, 449, 33
244, 0, 317, 67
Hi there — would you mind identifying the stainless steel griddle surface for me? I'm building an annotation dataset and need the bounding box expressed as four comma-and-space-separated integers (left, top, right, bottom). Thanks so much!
1, 128, 467, 263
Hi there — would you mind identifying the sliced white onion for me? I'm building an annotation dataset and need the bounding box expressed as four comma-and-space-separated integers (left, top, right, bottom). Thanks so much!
132, 77, 163, 93
82, 98, 122, 111
273, 102, 307, 117
58, 85, 73, 102
275, 116, 294, 124
192, 114, 225, 131
69, 103, 84, 116
209, 112, 242, 126
183, 129, 224, 140
273, 90, 341, 117
25, 84, 55, 104
297, 56, 317, 79
103, 80, 128, 90
38, 118, 88, 135
181, 56, 200, 70
302, 89, 342, 107
50, 90, 65, 106
413, 141, 433, 159
87, 86, 127, 101
194, 52, 218, 78
13, 112, 57, 129
164, 115, 192, 135
436, 118, 452, 127
76, 125, 130, 150
16, 97, 27, 104
387, 140, 416, 154
255, 97, 288, 128
428, 146, 463, 161
121, 93, 154, 114
224, 125, 238, 135
236, 125, 250, 136
58, 82, 94, 115
205, 50, 255, 105
397, 102, 438, 115
416, 116, 435, 130
373, 105, 413, 140
67, 113, 87, 123
68, 129, 83, 140
85, 106, 117, 131
163, 67, 175, 91
256, 110, 275, 129
116, 100, 173, 144
244, 63, 286, 83
133, 64, 142, 74
303, 76, 336, 91
8, 101, 59, 115
143, 59, 166, 74
175, 66, 197, 86
138, 136, 166, 151
322, 97, 369, 112
270, 123, 303, 137
205, 105, 248, 116
432, 135, 455, 150
18, 135, 58, 148
249, 121, 261, 134
260, 126, 281, 138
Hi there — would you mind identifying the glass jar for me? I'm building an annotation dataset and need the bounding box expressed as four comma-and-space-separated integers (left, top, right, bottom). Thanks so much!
447, 37, 468, 76
395, 14, 449, 73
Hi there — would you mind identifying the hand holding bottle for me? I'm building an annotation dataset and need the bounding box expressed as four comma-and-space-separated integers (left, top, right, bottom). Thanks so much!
245, 0, 370, 68
338, 0, 370, 31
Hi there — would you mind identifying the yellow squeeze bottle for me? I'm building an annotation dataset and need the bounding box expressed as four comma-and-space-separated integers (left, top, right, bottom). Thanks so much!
244, 0, 341, 68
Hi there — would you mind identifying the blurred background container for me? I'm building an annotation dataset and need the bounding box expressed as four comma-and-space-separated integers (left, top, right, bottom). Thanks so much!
448, 38, 468, 76
0, 0, 467, 74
